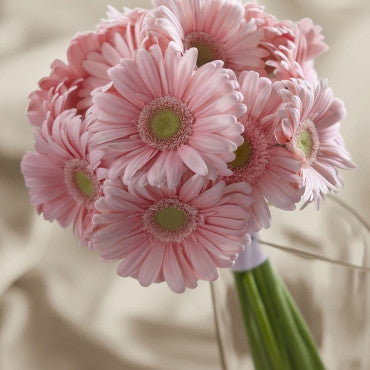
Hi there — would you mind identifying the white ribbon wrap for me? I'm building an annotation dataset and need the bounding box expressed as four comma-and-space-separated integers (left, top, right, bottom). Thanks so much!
231, 235, 267, 272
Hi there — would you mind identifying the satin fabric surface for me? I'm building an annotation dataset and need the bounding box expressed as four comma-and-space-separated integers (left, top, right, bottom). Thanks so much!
0, 0, 369, 369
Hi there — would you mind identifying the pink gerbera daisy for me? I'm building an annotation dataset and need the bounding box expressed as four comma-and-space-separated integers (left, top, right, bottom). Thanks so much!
244, 2, 295, 78
21, 110, 106, 245
91, 174, 253, 292
244, 4, 328, 84
26, 9, 148, 128
266, 18, 328, 83
275, 78, 355, 207
26, 73, 82, 128
64, 8, 149, 111
90, 43, 246, 189
293, 18, 328, 67
224, 71, 302, 230
97, 6, 148, 33
146, 0, 268, 73
291, 18, 328, 84
26, 55, 86, 130
75, 9, 149, 110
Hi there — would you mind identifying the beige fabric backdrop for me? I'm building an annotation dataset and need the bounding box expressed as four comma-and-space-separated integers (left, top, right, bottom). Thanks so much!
0, 0, 369, 369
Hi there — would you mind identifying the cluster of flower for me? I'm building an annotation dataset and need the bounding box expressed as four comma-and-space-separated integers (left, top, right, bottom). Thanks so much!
22, 0, 354, 292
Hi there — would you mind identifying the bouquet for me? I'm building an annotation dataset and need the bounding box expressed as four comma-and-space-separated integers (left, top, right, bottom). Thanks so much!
21, 0, 355, 368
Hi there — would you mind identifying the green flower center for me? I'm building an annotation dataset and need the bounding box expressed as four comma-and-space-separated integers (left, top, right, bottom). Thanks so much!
64, 159, 98, 205
143, 198, 198, 242
75, 171, 95, 198
229, 140, 252, 169
138, 96, 194, 151
293, 120, 319, 166
183, 31, 226, 68
297, 129, 312, 158
151, 109, 180, 139
155, 207, 186, 231
193, 42, 215, 67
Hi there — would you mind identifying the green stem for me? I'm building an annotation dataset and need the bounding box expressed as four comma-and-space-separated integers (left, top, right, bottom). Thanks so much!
234, 272, 272, 370
242, 271, 288, 370
254, 261, 318, 370
281, 281, 326, 369
234, 270, 287, 370
251, 267, 292, 368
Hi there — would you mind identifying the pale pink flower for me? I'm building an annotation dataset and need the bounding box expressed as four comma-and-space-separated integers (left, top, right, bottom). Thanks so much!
26, 61, 82, 128
224, 71, 302, 230
291, 18, 328, 84
267, 46, 306, 82
65, 9, 149, 111
146, 0, 268, 74
97, 6, 148, 33
21, 110, 106, 245
244, 3, 328, 83
275, 78, 355, 207
245, 2, 292, 31
293, 18, 328, 66
91, 174, 252, 292
90, 43, 246, 189
268, 18, 328, 83
26, 9, 148, 128
244, 2, 295, 78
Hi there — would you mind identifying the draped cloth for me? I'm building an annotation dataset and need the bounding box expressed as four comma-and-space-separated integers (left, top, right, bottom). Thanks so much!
1, 0, 369, 369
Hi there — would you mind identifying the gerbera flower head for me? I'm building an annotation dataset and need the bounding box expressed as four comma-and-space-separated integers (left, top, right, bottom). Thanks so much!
26, 74, 82, 128
244, 2, 295, 78
275, 78, 355, 207
26, 57, 84, 128
91, 174, 253, 292
146, 0, 268, 74
293, 18, 328, 66
21, 110, 107, 246
291, 18, 328, 84
267, 46, 306, 82
97, 6, 148, 33
244, 4, 328, 84
67, 10, 149, 111
265, 17, 328, 83
224, 71, 302, 230
26, 10, 149, 129
26, 55, 87, 129
90, 43, 246, 189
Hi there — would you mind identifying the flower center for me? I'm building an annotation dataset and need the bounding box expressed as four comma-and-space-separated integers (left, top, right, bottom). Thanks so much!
293, 119, 319, 166
64, 159, 98, 205
151, 110, 180, 139
138, 96, 194, 151
183, 31, 226, 67
297, 129, 312, 157
225, 123, 270, 186
155, 207, 186, 231
75, 171, 95, 197
229, 140, 253, 169
143, 198, 198, 242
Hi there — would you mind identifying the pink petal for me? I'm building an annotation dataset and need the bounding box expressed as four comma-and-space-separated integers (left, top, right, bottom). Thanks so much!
165, 151, 184, 189
137, 242, 165, 287
117, 245, 150, 277
178, 145, 208, 176
184, 239, 218, 281
191, 181, 225, 208
179, 174, 206, 202
163, 246, 186, 293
